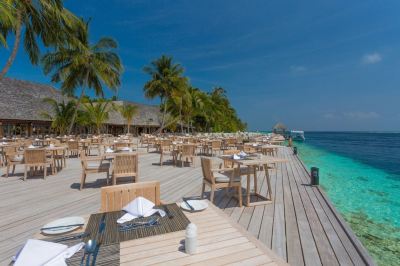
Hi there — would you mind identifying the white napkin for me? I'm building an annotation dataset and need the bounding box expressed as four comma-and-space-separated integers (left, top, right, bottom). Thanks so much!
1, 141, 7, 145
28, 145, 35, 148
106, 148, 114, 153
121, 147, 130, 151
13, 239, 83, 266
35, 138, 40, 141
233, 154, 241, 160
252, 143, 258, 147
117, 197, 165, 224
49, 144, 55, 148
239, 151, 247, 157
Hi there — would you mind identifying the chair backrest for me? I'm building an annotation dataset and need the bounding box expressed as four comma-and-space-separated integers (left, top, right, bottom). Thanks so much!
211, 140, 221, 149
24, 149, 46, 164
200, 157, 214, 184
244, 144, 257, 153
68, 141, 79, 150
181, 144, 195, 156
100, 181, 161, 212
113, 153, 138, 177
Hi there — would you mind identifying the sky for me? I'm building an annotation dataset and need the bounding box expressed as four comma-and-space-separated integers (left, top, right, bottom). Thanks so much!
1, 0, 400, 131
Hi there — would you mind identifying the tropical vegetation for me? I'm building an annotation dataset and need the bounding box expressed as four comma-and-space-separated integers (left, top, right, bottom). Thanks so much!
143, 55, 246, 133
82, 98, 112, 135
0, 0, 78, 79
115, 103, 138, 134
41, 18, 123, 134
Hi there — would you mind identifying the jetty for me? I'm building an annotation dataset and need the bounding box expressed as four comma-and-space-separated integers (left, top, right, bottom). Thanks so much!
0, 143, 375, 265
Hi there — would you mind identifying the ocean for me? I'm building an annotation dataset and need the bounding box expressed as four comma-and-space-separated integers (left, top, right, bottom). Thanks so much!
294, 132, 400, 265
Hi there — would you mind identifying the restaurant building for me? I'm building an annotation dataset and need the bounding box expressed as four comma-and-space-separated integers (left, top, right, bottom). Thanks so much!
0, 78, 161, 137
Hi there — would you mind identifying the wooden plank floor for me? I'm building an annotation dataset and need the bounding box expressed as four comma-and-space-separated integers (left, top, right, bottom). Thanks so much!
0, 146, 374, 265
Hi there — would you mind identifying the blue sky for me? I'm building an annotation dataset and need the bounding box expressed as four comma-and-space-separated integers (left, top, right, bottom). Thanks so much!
2, 0, 400, 131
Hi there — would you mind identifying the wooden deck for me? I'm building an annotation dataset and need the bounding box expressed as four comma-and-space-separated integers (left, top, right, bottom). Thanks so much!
0, 146, 375, 265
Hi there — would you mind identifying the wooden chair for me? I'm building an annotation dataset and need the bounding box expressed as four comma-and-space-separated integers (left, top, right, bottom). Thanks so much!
67, 141, 79, 157
209, 140, 222, 156
111, 153, 139, 185
4, 146, 23, 177
24, 148, 53, 181
179, 144, 196, 167
79, 151, 110, 190
100, 181, 161, 212
159, 140, 174, 166
200, 157, 242, 207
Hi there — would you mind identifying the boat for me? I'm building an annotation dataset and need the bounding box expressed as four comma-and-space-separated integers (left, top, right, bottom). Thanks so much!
290, 130, 305, 141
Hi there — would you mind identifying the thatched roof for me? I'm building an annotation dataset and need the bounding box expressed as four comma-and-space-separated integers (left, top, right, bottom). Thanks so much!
108, 101, 161, 126
0, 77, 161, 126
0, 77, 67, 122
273, 122, 287, 130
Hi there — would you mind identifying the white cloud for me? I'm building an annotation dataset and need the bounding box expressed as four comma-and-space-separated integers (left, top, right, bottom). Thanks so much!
343, 111, 380, 119
362, 53, 382, 64
323, 113, 336, 119
290, 65, 307, 73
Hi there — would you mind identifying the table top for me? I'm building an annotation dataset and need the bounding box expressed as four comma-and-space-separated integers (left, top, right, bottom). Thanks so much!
219, 154, 288, 166
34, 201, 287, 265
120, 202, 286, 265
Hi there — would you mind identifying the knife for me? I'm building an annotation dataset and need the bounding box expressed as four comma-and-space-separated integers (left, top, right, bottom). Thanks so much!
90, 214, 106, 266
41, 223, 84, 231
53, 232, 89, 243
183, 199, 195, 211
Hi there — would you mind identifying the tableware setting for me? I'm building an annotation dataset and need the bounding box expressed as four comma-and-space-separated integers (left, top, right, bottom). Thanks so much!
41, 216, 85, 235
180, 199, 208, 212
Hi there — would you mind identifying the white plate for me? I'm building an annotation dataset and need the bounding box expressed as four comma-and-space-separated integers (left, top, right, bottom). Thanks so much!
41, 216, 85, 235
180, 200, 208, 212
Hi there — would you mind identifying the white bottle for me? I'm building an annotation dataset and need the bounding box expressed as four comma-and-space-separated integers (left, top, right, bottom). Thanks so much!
185, 223, 197, 254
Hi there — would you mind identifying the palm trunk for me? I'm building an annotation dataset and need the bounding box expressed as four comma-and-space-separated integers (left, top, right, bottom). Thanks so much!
0, 10, 22, 80
127, 119, 131, 134
179, 99, 183, 133
68, 87, 85, 135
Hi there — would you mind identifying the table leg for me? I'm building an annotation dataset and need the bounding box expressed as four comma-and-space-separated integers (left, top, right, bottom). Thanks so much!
246, 167, 251, 206
264, 164, 273, 201
253, 166, 258, 194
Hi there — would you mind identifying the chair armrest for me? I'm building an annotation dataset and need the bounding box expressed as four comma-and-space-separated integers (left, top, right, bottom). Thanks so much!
211, 167, 234, 172
83, 155, 105, 161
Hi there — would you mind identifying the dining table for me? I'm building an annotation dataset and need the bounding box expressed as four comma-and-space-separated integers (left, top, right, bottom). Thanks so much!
31, 201, 287, 265
219, 154, 288, 206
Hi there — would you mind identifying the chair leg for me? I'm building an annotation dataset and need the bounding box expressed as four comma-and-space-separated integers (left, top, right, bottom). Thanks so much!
44, 165, 47, 179
6, 165, 9, 178
80, 172, 86, 190
24, 165, 27, 181
201, 182, 206, 198
12, 165, 15, 174
210, 185, 215, 203
113, 175, 116, 185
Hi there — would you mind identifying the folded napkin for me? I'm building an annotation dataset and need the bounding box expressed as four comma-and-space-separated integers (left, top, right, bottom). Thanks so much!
1, 141, 7, 145
35, 138, 40, 141
28, 145, 35, 148
49, 144, 55, 148
252, 143, 258, 147
117, 197, 165, 224
14, 239, 84, 266
121, 147, 130, 151
239, 151, 247, 157
233, 154, 241, 160
105, 148, 114, 153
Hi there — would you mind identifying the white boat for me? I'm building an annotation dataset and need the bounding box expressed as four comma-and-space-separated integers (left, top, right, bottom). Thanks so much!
290, 130, 305, 141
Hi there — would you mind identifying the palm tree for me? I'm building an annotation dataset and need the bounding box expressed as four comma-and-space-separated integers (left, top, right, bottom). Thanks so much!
83, 98, 111, 135
0, 0, 77, 79
115, 104, 138, 134
143, 55, 187, 132
40, 98, 76, 135
42, 19, 123, 134
0, 1, 16, 48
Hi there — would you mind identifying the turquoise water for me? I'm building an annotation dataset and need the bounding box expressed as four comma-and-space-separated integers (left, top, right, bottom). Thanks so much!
295, 139, 400, 265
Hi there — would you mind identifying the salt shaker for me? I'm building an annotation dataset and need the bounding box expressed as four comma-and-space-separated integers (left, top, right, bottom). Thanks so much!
185, 223, 197, 254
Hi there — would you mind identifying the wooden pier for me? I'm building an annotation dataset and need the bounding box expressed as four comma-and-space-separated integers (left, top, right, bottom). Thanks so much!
0, 146, 375, 265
